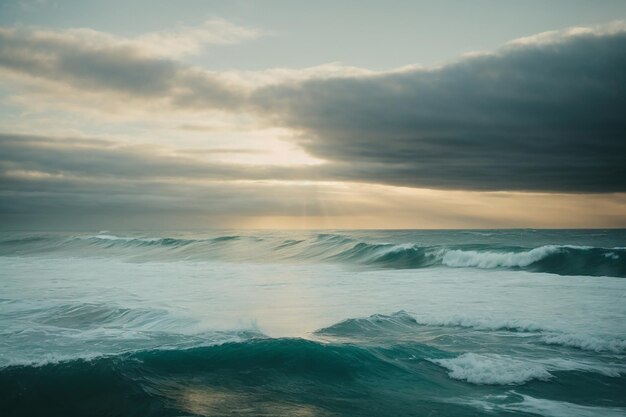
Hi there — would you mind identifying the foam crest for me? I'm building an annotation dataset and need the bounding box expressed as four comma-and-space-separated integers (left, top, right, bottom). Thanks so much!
541, 333, 626, 354
315, 311, 421, 337
411, 314, 552, 332
487, 393, 626, 417
432, 353, 552, 385
2, 232, 625, 277
442, 245, 561, 268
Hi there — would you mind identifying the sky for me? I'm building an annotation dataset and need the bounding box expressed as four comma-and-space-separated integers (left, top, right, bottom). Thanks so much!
0, 0, 625, 230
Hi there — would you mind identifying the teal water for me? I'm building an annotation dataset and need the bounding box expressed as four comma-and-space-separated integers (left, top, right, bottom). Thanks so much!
1, 230, 625, 416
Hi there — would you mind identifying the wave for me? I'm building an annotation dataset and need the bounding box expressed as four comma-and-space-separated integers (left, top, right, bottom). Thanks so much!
432, 353, 553, 385
328, 242, 441, 269
345, 243, 626, 277
1, 232, 625, 277
2, 335, 622, 416
317, 312, 626, 354
86, 234, 208, 247
0, 338, 429, 417
2, 309, 625, 416
470, 393, 626, 417
541, 333, 626, 354
441, 245, 563, 268
32, 302, 190, 331
441, 245, 626, 277
315, 311, 427, 338
316, 312, 626, 389
410, 315, 553, 333
316, 311, 553, 337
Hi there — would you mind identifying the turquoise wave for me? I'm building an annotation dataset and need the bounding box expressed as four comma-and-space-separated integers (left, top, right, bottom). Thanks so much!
2, 330, 624, 417
1, 232, 625, 277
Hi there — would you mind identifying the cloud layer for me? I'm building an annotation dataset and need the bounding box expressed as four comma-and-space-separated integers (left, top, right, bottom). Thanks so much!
0, 24, 249, 110
255, 24, 626, 192
1, 21, 626, 228
2, 22, 624, 193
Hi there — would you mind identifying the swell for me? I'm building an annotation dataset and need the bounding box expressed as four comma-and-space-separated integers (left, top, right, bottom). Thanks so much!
2, 311, 625, 416
1, 232, 625, 277
335, 243, 626, 277
0, 338, 442, 417
316, 311, 626, 354
2, 334, 624, 417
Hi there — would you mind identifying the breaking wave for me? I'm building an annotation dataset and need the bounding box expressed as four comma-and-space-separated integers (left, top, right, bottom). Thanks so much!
1, 232, 625, 277
2, 309, 625, 416
316, 311, 626, 354
0, 337, 449, 416
432, 353, 553, 385
3, 327, 623, 417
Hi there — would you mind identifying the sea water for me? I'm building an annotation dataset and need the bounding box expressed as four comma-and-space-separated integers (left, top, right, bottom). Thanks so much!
1, 229, 625, 416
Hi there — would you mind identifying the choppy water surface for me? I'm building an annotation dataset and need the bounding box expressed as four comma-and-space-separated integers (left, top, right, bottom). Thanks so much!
1, 230, 625, 416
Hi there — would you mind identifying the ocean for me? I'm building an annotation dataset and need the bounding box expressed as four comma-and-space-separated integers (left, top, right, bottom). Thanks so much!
1, 229, 625, 416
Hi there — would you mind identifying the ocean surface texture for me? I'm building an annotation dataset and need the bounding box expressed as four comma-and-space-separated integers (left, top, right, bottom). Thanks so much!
1, 229, 625, 417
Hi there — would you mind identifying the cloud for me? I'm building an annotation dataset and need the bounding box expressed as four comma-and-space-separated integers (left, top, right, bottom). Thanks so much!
1, 133, 625, 229
132, 19, 260, 57
0, 23, 252, 110
0, 133, 312, 181
253, 23, 626, 192
0, 22, 625, 194
0, 133, 398, 228
3, 161, 625, 230
17, 19, 259, 59
0, 23, 373, 117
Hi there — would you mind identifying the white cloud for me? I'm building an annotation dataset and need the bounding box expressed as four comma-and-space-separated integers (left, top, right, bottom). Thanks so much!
506, 20, 626, 47
14, 18, 260, 60
133, 19, 261, 57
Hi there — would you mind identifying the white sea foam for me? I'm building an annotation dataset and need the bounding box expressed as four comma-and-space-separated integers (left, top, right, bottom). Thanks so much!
92, 234, 131, 240
83, 234, 163, 243
432, 353, 552, 385
441, 245, 562, 268
380, 243, 417, 253
411, 314, 553, 333
488, 393, 626, 417
2, 254, 625, 373
541, 333, 626, 354
411, 313, 626, 355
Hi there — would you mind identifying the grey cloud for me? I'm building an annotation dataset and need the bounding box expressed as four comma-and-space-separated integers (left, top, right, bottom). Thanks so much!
0, 174, 327, 230
0, 175, 306, 216
0, 28, 245, 107
2, 133, 626, 230
0, 133, 308, 181
0, 135, 378, 228
253, 29, 626, 192
0, 133, 392, 223
1, 25, 625, 193
0, 133, 486, 187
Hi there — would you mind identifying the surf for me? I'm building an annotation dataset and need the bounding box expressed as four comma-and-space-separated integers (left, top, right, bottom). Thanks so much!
2, 316, 625, 417
1, 230, 625, 277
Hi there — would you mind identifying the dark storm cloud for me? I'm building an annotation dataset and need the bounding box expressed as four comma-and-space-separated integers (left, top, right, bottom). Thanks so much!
254, 28, 626, 192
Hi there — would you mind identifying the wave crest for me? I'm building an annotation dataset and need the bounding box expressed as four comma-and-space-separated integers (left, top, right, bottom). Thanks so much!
432, 353, 553, 385
442, 245, 562, 268
2, 232, 625, 277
